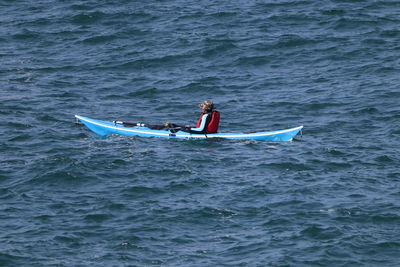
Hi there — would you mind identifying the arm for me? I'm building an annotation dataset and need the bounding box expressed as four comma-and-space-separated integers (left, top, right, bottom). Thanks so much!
190, 114, 208, 133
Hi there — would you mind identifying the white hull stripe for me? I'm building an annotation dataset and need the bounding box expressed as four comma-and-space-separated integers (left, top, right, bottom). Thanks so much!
75, 115, 303, 138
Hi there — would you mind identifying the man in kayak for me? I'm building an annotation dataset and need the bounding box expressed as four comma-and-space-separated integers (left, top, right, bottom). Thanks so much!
167, 100, 220, 134
118, 100, 220, 134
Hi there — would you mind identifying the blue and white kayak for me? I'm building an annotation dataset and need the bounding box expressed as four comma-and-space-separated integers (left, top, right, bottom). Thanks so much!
75, 115, 303, 141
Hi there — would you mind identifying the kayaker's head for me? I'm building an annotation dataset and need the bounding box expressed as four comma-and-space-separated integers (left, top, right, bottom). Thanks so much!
199, 100, 214, 113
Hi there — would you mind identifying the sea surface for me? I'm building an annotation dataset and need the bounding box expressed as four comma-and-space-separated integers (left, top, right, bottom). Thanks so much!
1, 0, 400, 266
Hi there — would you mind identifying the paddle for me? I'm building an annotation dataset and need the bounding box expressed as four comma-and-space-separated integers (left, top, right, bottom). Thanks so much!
113, 120, 177, 131
168, 127, 184, 133
113, 121, 144, 127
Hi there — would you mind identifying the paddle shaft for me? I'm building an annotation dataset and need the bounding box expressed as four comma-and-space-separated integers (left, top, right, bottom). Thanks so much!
114, 120, 183, 131
114, 120, 193, 133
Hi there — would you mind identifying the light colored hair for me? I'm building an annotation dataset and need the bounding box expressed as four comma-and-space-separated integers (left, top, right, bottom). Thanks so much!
199, 100, 214, 111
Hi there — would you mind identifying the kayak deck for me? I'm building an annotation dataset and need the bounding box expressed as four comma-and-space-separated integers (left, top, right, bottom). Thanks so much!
75, 115, 303, 141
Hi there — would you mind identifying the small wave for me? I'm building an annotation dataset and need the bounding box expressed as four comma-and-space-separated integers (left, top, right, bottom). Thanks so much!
0, 188, 16, 201
235, 55, 271, 67
256, 1, 311, 9
201, 42, 238, 58
332, 17, 380, 32
208, 11, 238, 19
320, 9, 346, 16
84, 213, 112, 222
374, 155, 394, 163
376, 241, 400, 249
257, 162, 314, 171
0, 252, 29, 266
28, 170, 94, 186
174, 82, 222, 94
12, 29, 40, 40
42, 92, 80, 98
349, 107, 379, 115
320, 209, 337, 213
263, 217, 291, 226
275, 34, 316, 48
5, 121, 33, 129
115, 54, 189, 70
372, 213, 400, 223
126, 87, 159, 98
82, 34, 118, 44
196, 206, 236, 219
69, 3, 96, 11
71, 11, 105, 25
303, 102, 345, 111
375, 66, 398, 74
300, 225, 343, 240
121, 186, 164, 195
8, 134, 32, 142
362, 38, 386, 45
380, 29, 400, 38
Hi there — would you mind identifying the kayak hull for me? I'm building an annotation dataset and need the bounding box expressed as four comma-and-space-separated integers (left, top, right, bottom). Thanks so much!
75, 115, 303, 141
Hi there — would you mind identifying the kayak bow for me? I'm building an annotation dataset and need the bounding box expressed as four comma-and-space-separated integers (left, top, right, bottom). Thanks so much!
75, 115, 303, 141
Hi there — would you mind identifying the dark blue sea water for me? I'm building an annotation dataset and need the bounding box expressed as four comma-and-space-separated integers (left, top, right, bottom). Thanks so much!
1, 0, 400, 266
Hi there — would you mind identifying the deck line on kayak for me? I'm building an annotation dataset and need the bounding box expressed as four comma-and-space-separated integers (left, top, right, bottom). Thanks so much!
75, 115, 303, 138
76, 115, 171, 137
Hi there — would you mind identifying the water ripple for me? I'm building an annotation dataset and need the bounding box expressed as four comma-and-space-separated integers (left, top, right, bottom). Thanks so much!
1, 0, 400, 265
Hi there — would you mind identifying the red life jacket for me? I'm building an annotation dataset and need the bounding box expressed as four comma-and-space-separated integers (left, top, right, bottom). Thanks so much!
196, 111, 220, 133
